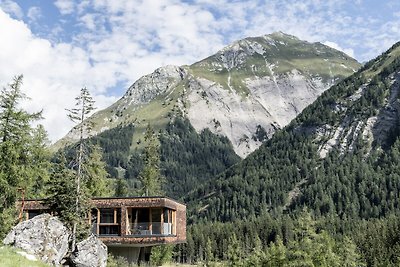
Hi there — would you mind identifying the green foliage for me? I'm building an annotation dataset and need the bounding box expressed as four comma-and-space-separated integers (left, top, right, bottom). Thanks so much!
86, 116, 239, 199
85, 144, 112, 197
0, 75, 49, 238
65, 87, 102, 249
263, 236, 286, 267
44, 155, 84, 228
114, 177, 129, 197
227, 234, 243, 267
150, 245, 174, 266
24, 125, 51, 198
185, 46, 400, 223
159, 117, 240, 198
138, 124, 164, 196
91, 124, 135, 177
107, 253, 137, 267
179, 212, 366, 267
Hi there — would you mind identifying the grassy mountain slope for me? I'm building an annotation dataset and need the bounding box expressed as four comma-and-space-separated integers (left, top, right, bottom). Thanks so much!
191, 32, 358, 93
185, 42, 400, 223
54, 32, 360, 158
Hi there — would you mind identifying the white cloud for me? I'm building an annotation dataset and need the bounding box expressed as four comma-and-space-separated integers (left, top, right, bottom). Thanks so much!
27, 6, 41, 22
54, 0, 75, 15
323, 41, 355, 58
0, 10, 116, 141
0, 0, 22, 18
2, 0, 400, 142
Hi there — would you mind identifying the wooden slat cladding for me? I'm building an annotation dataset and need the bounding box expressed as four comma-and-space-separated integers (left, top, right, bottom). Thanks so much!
18, 196, 186, 246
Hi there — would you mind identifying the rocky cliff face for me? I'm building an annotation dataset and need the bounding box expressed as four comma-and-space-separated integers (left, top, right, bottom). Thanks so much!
56, 32, 360, 157
316, 72, 400, 159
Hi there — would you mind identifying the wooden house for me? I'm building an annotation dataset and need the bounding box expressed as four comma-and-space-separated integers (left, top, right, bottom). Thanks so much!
20, 196, 186, 262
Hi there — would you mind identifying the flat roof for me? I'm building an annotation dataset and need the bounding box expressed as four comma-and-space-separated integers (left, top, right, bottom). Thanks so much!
22, 196, 186, 206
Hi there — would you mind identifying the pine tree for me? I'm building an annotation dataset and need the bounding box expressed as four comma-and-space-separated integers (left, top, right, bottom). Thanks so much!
265, 236, 287, 267
85, 144, 111, 197
138, 124, 164, 196
44, 155, 77, 226
23, 125, 51, 198
114, 178, 128, 197
205, 237, 214, 266
227, 233, 243, 267
337, 236, 365, 267
66, 87, 96, 251
0, 75, 46, 238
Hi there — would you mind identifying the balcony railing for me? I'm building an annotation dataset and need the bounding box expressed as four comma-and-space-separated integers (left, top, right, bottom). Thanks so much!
128, 222, 174, 236
92, 222, 175, 237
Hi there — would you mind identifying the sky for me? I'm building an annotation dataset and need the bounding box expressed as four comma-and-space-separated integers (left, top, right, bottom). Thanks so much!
0, 0, 400, 142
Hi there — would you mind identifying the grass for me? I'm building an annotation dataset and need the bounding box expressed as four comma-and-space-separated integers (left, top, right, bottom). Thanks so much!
52, 32, 362, 153
364, 44, 400, 78
0, 246, 50, 267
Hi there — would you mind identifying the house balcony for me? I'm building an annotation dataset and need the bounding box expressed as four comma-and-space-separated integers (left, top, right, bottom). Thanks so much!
20, 196, 186, 247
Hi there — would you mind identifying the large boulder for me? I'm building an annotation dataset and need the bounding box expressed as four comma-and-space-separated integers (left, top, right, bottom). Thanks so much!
70, 234, 108, 267
3, 213, 70, 265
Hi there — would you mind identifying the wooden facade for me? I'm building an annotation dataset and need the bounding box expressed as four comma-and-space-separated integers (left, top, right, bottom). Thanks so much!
20, 196, 186, 247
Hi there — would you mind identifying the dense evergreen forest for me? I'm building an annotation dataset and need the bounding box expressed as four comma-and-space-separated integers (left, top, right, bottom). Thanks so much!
81, 116, 240, 198
169, 42, 400, 265
3, 42, 400, 266
185, 41, 400, 222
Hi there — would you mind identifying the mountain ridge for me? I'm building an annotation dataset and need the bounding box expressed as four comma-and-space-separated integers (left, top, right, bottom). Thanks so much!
54, 32, 360, 158
184, 41, 400, 222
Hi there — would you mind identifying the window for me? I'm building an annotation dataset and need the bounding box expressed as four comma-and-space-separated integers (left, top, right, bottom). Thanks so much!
100, 209, 114, 223
92, 208, 121, 236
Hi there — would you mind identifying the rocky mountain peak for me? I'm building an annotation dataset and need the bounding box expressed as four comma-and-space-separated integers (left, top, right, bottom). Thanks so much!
55, 33, 361, 157
121, 65, 187, 107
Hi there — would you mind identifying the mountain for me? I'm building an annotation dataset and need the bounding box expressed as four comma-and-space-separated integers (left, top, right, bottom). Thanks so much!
55, 32, 360, 158
185, 42, 400, 222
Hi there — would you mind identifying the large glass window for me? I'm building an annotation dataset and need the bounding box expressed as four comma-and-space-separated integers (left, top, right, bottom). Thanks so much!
127, 207, 175, 236
152, 208, 162, 234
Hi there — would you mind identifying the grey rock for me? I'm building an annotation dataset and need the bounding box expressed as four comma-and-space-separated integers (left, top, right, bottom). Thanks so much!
55, 32, 360, 157
71, 234, 108, 267
3, 213, 70, 266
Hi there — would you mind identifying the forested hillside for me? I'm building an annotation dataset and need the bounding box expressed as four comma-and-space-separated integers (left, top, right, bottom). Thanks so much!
78, 117, 240, 198
168, 41, 400, 266
185, 41, 400, 222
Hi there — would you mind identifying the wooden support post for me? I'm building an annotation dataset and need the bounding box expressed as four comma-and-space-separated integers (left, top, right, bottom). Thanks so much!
121, 206, 127, 236
173, 210, 176, 235
161, 209, 164, 235
97, 209, 100, 235
149, 208, 152, 234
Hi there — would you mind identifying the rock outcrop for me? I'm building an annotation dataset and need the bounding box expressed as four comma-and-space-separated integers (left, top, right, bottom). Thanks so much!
55, 32, 360, 157
3, 213, 70, 266
3, 214, 108, 267
71, 234, 108, 267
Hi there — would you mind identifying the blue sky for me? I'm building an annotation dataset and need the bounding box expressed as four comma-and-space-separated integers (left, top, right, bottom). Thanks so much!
0, 0, 400, 141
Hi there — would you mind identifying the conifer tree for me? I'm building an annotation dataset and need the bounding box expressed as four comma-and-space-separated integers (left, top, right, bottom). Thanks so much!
227, 233, 243, 267
45, 155, 77, 225
205, 237, 214, 266
114, 178, 128, 197
85, 144, 111, 197
0, 75, 47, 237
66, 87, 96, 251
138, 124, 164, 196
46, 88, 110, 251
